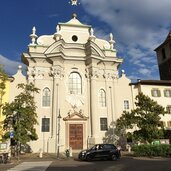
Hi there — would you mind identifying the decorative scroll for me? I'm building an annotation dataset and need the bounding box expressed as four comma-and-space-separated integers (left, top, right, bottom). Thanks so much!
103, 70, 118, 80
50, 66, 64, 79
27, 67, 44, 80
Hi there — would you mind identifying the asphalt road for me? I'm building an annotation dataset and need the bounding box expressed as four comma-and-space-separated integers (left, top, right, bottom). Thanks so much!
47, 157, 171, 171
1, 156, 171, 171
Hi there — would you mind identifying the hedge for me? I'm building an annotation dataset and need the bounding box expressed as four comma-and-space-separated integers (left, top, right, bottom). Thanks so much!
132, 144, 171, 157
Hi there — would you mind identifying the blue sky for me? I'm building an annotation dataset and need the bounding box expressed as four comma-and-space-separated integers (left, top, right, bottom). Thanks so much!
0, 0, 171, 81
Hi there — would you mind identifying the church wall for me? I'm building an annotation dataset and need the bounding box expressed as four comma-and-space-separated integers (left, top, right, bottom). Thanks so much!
115, 74, 133, 119
9, 67, 26, 102
15, 14, 137, 152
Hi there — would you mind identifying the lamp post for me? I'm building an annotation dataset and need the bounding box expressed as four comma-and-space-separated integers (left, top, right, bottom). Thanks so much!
57, 109, 61, 159
13, 111, 20, 161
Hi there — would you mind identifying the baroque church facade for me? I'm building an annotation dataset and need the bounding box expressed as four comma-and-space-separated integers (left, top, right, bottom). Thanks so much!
11, 13, 134, 153
9, 10, 171, 153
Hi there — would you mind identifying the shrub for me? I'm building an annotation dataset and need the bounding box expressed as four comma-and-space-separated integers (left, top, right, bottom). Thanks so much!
132, 144, 171, 157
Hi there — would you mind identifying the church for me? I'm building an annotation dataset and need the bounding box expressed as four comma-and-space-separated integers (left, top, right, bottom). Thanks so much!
10, 11, 134, 153
9, 1, 171, 153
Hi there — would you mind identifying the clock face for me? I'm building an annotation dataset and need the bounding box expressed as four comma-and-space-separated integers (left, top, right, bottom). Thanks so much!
66, 94, 84, 108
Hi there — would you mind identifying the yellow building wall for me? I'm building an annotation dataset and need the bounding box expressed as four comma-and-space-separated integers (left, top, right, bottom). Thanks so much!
0, 78, 11, 138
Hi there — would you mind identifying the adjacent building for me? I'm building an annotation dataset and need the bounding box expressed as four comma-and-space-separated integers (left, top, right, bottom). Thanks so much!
0, 75, 13, 139
130, 80, 171, 129
155, 31, 171, 80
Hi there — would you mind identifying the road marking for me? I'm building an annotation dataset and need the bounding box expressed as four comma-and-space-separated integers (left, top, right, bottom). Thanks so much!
7, 161, 52, 171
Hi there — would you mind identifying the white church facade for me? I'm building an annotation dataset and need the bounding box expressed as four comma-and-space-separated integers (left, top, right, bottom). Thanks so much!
9, 13, 171, 153
10, 14, 134, 153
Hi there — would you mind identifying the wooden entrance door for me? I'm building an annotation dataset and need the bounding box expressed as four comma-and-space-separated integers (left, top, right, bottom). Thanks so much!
69, 124, 83, 149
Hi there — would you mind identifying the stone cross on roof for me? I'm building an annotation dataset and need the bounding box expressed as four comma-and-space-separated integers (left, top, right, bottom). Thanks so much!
69, 0, 80, 6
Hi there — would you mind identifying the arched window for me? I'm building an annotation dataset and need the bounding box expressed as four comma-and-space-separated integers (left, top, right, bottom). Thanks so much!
99, 89, 106, 107
42, 88, 51, 107
68, 72, 82, 94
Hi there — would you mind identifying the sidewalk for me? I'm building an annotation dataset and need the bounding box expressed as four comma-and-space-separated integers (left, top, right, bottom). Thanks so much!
0, 151, 132, 171
0, 152, 77, 171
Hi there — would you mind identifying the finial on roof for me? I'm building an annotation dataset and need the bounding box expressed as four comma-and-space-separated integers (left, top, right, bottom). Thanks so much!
121, 70, 125, 75
109, 33, 116, 50
54, 25, 61, 41
16, 65, 23, 74
89, 28, 96, 42
72, 13, 77, 19
30, 26, 38, 45
56, 25, 60, 33
18, 65, 22, 70
109, 33, 113, 41
90, 28, 94, 36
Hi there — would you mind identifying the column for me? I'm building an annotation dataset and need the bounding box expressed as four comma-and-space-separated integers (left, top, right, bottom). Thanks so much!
89, 67, 99, 144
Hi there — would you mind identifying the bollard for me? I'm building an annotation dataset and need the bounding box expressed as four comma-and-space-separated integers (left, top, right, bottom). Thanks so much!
39, 148, 43, 158
128, 145, 131, 153
69, 146, 73, 157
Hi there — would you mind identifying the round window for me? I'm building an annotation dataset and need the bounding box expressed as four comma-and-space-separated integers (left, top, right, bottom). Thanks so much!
72, 35, 78, 42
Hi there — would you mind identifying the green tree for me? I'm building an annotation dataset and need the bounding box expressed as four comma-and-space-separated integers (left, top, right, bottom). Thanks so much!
2, 83, 39, 149
0, 65, 8, 138
116, 93, 166, 143
0, 65, 8, 108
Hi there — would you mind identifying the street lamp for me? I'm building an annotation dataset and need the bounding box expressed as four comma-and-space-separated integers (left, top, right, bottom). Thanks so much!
57, 109, 62, 159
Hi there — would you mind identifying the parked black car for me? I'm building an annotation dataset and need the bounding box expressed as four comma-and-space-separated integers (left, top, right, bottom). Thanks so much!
78, 144, 121, 161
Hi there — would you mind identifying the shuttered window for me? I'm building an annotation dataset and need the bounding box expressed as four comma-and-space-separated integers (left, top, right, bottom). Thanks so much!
166, 105, 171, 114
164, 89, 171, 97
151, 89, 161, 97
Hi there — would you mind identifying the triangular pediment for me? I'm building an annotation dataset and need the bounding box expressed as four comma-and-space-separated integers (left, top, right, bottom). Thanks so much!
63, 111, 88, 121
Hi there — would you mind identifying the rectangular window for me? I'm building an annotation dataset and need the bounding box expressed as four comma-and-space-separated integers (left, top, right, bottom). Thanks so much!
100, 118, 108, 131
166, 105, 171, 114
151, 89, 161, 97
124, 100, 129, 110
160, 121, 166, 127
42, 118, 50, 132
167, 121, 171, 127
164, 89, 171, 97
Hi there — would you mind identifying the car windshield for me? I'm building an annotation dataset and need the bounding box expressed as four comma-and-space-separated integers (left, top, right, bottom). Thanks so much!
89, 144, 116, 150
90, 145, 98, 150
89, 144, 104, 150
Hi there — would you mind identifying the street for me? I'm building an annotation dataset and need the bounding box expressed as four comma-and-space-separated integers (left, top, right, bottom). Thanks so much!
47, 157, 171, 171
1, 156, 171, 171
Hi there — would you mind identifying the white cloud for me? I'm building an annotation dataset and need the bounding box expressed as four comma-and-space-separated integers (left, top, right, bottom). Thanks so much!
0, 54, 25, 76
80, 0, 171, 80
48, 13, 59, 18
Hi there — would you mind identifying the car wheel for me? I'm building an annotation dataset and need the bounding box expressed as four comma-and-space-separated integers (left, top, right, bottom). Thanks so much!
111, 154, 117, 161
86, 154, 93, 161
